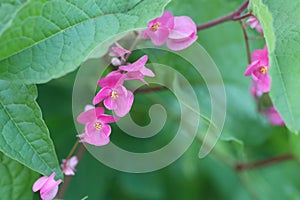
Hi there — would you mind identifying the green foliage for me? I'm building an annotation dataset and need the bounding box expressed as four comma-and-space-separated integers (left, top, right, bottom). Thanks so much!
1, 0, 300, 199
0, 152, 39, 199
250, 0, 300, 134
0, 81, 63, 179
0, 0, 170, 84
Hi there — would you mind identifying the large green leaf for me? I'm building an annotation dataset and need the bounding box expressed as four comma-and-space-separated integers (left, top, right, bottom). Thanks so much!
0, 0, 170, 84
0, 81, 63, 179
249, 0, 300, 133
0, 152, 39, 199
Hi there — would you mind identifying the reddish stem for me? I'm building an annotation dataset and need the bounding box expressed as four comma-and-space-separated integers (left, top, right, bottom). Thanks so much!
57, 143, 86, 198
235, 153, 295, 171
197, 0, 249, 31
239, 21, 251, 64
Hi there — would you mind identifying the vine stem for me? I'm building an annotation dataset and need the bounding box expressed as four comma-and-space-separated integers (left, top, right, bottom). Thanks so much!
197, 0, 249, 31
239, 20, 251, 64
235, 153, 295, 171
57, 143, 86, 198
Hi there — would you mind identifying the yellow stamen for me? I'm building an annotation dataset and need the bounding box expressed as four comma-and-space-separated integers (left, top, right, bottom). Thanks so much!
94, 122, 102, 130
259, 66, 268, 74
150, 22, 160, 32
111, 90, 118, 99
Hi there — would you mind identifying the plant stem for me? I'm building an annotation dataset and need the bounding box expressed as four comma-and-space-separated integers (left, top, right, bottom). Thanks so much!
239, 21, 251, 64
57, 143, 86, 198
135, 86, 167, 93
197, 0, 249, 31
235, 153, 295, 171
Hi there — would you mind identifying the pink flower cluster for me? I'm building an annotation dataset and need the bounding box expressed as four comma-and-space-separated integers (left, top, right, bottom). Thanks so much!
143, 10, 198, 51
77, 44, 155, 146
244, 45, 284, 126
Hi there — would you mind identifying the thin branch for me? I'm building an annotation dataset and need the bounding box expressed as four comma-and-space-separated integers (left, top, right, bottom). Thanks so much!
235, 153, 295, 172
239, 21, 251, 64
57, 143, 86, 198
197, 0, 249, 31
134, 86, 167, 93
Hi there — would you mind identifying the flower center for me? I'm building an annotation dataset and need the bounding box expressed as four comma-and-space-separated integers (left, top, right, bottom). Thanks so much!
150, 22, 160, 32
111, 90, 118, 99
94, 122, 102, 130
259, 66, 268, 74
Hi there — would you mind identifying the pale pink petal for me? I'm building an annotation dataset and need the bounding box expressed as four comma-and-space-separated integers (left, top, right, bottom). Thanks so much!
256, 75, 271, 93
77, 107, 104, 124
40, 184, 59, 200
101, 124, 112, 137
98, 71, 125, 88
84, 104, 94, 111
119, 55, 148, 72
114, 90, 134, 117
104, 97, 117, 110
80, 131, 110, 146
69, 156, 78, 168
93, 88, 111, 105
169, 16, 197, 39
167, 34, 198, 51
263, 106, 285, 126
146, 28, 170, 46
98, 114, 119, 123
140, 67, 155, 77
32, 176, 48, 192
244, 60, 260, 76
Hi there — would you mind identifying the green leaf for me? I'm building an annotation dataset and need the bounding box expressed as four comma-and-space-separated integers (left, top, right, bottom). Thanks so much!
249, 0, 300, 133
0, 0, 29, 34
0, 80, 63, 179
0, 0, 170, 84
0, 152, 39, 199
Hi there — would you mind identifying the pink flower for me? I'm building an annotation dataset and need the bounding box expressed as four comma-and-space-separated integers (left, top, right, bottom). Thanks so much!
61, 156, 78, 176
109, 42, 131, 61
143, 11, 198, 51
32, 172, 62, 200
263, 106, 285, 126
93, 84, 134, 117
77, 106, 117, 146
119, 55, 155, 84
246, 16, 263, 33
167, 16, 198, 51
244, 45, 270, 93
142, 10, 174, 46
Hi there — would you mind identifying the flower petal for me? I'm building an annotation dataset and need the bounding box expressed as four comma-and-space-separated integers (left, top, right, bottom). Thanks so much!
93, 87, 111, 105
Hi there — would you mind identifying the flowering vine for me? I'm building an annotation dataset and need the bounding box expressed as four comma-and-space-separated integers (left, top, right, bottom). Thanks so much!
31, 2, 293, 199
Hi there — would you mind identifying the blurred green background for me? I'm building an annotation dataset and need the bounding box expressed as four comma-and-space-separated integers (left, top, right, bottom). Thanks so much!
37, 0, 300, 199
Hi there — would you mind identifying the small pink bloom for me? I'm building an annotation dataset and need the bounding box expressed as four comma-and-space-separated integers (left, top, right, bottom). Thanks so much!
244, 45, 270, 93
167, 16, 198, 51
77, 106, 117, 146
109, 42, 131, 61
142, 10, 174, 46
119, 55, 155, 84
246, 16, 263, 33
32, 172, 62, 200
61, 156, 78, 176
263, 106, 285, 126
111, 57, 122, 66
93, 85, 134, 117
